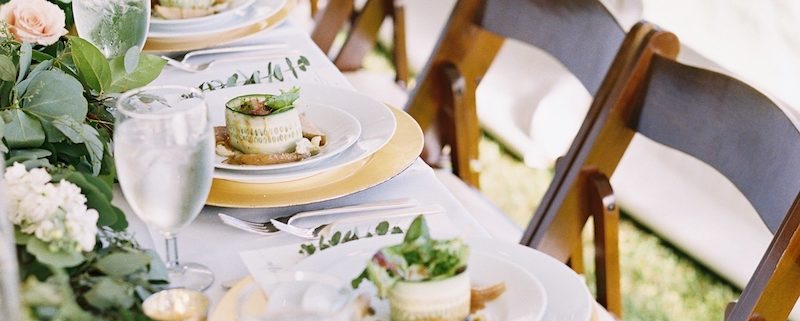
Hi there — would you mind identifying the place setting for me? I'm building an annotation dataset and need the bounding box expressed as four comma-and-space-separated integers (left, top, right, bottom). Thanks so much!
144, 0, 295, 52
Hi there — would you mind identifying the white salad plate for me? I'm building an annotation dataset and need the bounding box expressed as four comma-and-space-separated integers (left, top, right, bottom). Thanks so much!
212, 103, 362, 171
205, 83, 397, 183
292, 236, 562, 321
150, 0, 257, 27
148, 0, 286, 38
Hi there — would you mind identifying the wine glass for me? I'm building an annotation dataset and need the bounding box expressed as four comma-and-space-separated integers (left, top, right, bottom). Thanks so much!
0, 159, 21, 320
115, 86, 215, 291
72, 0, 151, 58
238, 271, 357, 321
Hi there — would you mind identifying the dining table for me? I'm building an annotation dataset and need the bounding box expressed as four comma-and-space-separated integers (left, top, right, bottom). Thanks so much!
114, 11, 608, 321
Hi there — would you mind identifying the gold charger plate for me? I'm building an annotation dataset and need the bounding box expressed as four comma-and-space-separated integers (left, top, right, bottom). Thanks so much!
205, 108, 423, 208
143, 0, 296, 53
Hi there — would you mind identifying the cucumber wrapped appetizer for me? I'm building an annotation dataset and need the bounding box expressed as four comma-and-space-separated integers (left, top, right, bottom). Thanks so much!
224, 87, 303, 155
352, 216, 471, 321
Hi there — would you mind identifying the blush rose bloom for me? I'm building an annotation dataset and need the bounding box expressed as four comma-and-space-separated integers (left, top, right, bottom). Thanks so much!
0, 0, 68, 46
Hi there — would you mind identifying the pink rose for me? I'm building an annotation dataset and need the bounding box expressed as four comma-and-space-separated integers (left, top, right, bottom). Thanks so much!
0, 0, 68, 46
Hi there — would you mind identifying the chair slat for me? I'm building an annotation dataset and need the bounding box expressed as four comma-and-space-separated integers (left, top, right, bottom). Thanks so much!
480, 0, 625, 94
634, 56, 800, 233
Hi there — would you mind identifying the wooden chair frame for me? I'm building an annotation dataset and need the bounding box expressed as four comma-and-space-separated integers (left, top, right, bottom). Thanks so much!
522, 24, 800, 321
311, 0, 409, 86
405, 0, 628, 188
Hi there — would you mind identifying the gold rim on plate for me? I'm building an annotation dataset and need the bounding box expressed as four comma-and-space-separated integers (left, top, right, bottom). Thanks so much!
143, 0, 296, 53
205, 108, 423, 208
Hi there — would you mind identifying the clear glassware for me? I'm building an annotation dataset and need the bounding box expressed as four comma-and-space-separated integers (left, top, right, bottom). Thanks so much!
0, 158, 21, 320
238, 271, 356, 321
115, 86, 215, 291
72, 0, 151, 58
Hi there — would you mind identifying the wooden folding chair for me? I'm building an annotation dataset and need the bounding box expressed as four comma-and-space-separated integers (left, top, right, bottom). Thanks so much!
405, 0, 634, 188
310, 0, 409, 86
521, 25, 800, 321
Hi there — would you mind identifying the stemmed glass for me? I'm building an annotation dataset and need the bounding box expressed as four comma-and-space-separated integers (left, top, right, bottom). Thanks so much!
72, 0, 151, 58
0, 159, 21, 320
115, 86, 215, 291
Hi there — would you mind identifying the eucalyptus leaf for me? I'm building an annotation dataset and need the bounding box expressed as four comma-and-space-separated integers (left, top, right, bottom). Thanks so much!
272, 66, 283, 81
145, 249, 168, 283
16, 60, 53, 96
109, 53, 166, 93
22, 69, 88, 141
123, 46, 140, 74
21, 158, 51, 169
68, 37, 112, 93
17, 42, 31, 84
81, 124, 104, 175
375, 221, 389, 236
51, 115, 83, 143
62, 171, 119, 227
6, 148, 51, 164
3, 109, 45, 148
26, 238, 85, 268
95, 252, 151, 277
52, 116, 104, 174
285, 57, 298, 79
0, 55, 16, 81
225, 73, 238, 87
84, 277, 135, 310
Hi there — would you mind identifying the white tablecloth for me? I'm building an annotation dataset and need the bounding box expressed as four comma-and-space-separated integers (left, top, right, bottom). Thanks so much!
116, 18, 523, 305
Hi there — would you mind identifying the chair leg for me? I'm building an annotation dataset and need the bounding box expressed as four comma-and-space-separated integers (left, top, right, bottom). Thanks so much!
390, 0, 409, 88
439, 63, 481, 188
568, 240, 585, 275
589, 171, 622, 318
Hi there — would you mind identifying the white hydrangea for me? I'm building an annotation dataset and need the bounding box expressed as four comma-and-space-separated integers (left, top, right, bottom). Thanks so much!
3, 163, 99, 253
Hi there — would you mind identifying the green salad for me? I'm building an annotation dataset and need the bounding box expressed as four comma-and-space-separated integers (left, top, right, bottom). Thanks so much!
225, 86, 300, 116
351, 216, 470, 298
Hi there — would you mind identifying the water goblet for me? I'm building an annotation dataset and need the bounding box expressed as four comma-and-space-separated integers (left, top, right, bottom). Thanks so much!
115, 85, 215, 291
72, 0, 151, 58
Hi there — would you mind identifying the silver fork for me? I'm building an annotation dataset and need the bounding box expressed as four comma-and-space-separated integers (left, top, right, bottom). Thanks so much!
271, 204, 445, 239
217, 198, 418, 235
162, 51, 300, 73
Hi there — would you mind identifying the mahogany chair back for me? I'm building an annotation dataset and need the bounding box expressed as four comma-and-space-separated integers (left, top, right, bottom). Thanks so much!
404, 0, 627, 186
310, 0, 408, 86
521, 26, 800, 321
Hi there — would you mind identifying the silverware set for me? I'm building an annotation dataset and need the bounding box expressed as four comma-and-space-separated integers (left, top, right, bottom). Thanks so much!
218, 199, 444, 239
162, 43, 299, 73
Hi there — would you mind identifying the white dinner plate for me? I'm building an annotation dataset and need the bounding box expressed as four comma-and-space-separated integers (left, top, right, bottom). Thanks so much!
292, 236, 555, 321
150, 0, 256, 27
213, 104, 362, 171
205, 83, 396, 183
148, 0, 286, 38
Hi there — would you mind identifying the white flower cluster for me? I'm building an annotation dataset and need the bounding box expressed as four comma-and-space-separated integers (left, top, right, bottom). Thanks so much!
4, 163, 98, 253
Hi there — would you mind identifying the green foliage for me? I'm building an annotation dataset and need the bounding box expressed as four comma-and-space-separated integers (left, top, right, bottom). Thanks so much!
68, 37, 112, 93
199, 55, 311, 91
109, 51, 166, 93
26, 238, 85, 268
0, 21, 167, 321
298, 221, 405, 256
